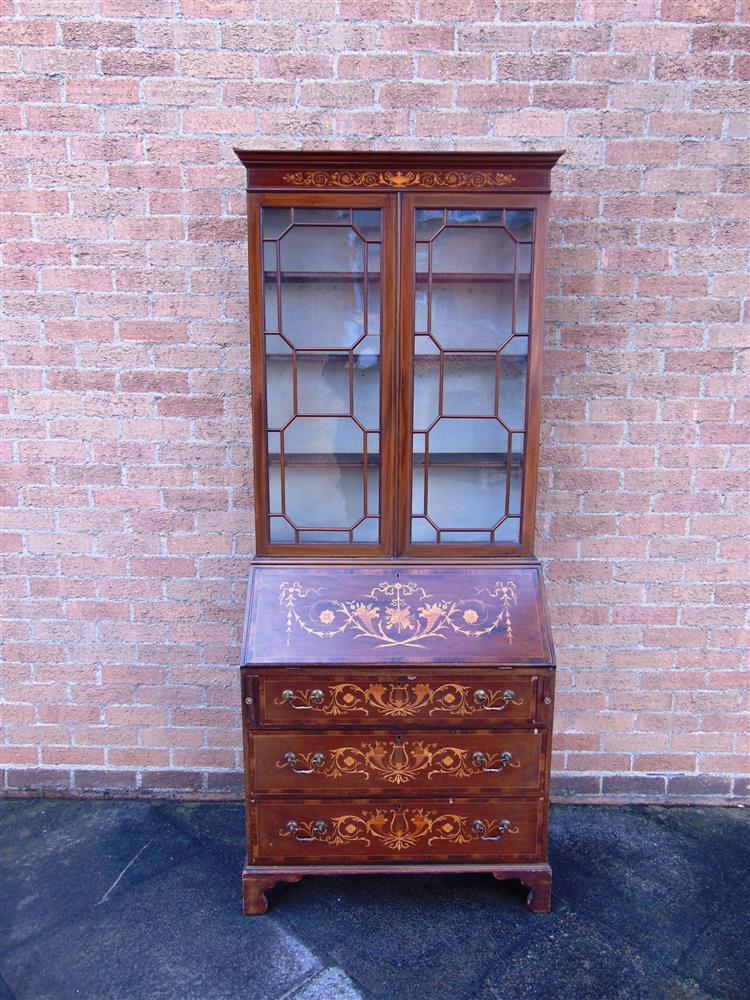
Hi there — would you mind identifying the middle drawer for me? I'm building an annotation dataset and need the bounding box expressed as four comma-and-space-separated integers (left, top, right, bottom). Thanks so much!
249, 729, 545, 795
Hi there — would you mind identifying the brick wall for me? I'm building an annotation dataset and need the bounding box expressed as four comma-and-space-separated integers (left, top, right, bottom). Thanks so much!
1, 0, 748, 803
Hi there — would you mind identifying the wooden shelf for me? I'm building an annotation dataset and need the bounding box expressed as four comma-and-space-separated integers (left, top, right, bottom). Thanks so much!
415, 272, 530, 283
267, 453, 522, 468
262, 271, 530, 283
264, 271, 380, 282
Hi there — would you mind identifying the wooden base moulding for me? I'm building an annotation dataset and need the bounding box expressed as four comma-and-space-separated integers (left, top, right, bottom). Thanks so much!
242, 863, 552, 916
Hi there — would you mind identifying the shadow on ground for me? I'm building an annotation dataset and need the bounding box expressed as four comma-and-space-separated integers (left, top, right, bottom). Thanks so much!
0, 799, 747, 1000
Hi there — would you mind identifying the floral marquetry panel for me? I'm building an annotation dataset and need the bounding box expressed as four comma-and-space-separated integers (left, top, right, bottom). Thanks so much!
250, 729, 545, 794
241, 563, 553, 666
250, 797, 544, 863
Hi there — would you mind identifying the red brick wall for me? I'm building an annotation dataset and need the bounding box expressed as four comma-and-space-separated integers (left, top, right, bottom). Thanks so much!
1, 1, 748, 803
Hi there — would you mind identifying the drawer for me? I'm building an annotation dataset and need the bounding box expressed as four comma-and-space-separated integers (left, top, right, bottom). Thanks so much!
250, 672, 546, 728
250, 729, 546, 795
250, 797, 544, 864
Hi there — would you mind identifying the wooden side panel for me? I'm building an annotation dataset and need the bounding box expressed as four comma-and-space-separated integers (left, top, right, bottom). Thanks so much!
250, 797, 544, 864
242, 562, 553, 666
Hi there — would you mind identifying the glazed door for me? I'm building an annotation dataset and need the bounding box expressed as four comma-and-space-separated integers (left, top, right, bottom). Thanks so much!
398, 193, 548, 556
249, 193, 397, 555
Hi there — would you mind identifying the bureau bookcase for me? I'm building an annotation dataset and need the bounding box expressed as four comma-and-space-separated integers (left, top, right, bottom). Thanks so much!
234, 150, 561, 915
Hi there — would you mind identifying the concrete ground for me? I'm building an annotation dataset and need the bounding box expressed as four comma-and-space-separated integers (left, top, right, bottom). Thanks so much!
0, 799, 747, 1000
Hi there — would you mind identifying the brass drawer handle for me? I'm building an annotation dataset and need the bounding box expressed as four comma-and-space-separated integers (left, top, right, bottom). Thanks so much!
285, 819, 327, 842
471, 818, 512, 841
282, 751, 326, 775
472, 750, 513, 773
281, 688, 324, 708
473, 688, 515, 710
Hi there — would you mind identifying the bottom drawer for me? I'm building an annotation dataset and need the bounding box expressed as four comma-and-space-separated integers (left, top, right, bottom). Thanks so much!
250, 797, 544, 864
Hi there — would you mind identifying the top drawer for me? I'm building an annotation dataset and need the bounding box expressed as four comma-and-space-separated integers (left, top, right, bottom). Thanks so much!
246, 671, 550, 728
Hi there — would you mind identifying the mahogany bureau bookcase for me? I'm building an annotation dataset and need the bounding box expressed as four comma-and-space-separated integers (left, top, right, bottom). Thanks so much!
234, 150, 562, 916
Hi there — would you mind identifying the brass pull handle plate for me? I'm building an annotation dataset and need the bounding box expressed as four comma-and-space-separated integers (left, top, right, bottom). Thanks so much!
471, 818, 512, 841
471, 750, 513, 773
473, 689, 515, 710
283, 751, 326, 775
286, 819, 327, 842
281, 688, 325, 709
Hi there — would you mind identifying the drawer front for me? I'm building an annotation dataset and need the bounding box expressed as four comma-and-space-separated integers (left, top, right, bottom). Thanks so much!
251, 729, 545, 795
254, 674, 542, 728
251, 797, 543, 864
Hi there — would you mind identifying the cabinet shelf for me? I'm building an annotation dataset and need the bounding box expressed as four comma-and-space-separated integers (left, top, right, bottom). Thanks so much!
268, 453, 522, 467
263, 271, 528, 283
264, 271, 379, 282
415, 272, 528, 283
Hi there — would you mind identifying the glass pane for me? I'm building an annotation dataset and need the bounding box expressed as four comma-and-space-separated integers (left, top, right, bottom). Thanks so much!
506, 210, 533, 241
279, 281, 365, 350
285, 465, 363, 528
415, 281, 428, 333
515, 275, 531, 333
432, 226, 515, 274
415, 209, 444, 240
367, 243, 381, 272
428, 417, 508, 460
262, 208, 291, 240
420, 419, 510, 533
265, 338, 293, 429
269, 516, 295, 542
293, 208, 350, 225
263, 241, 276, 271
415, 335, 440, 355
353, 209, 381, 239
352, 518, 378, 542
264, 277, 278, 332
367, 273, 381, 334
298, 530, 350, 543
441, 530, 492, 542
297, 353, 350, 415
429, 279, 513, 351
366, 463, 379, 515
442, 353, 496, 417
268, 464, 282, 513
499, 339, 527, 430
446, 209, 502, 226
411, 517, 437, 542
414, 463, 508, 532
494, 517, 520, 543
280, 224, 363, 273
353, 338, 380, 429
413, 357, 439, 431
410, 204, 532, 547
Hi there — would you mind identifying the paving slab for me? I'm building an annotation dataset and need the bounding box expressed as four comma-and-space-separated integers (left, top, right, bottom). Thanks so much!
474, 910, 714, 1000
0, 800, 747, 1000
